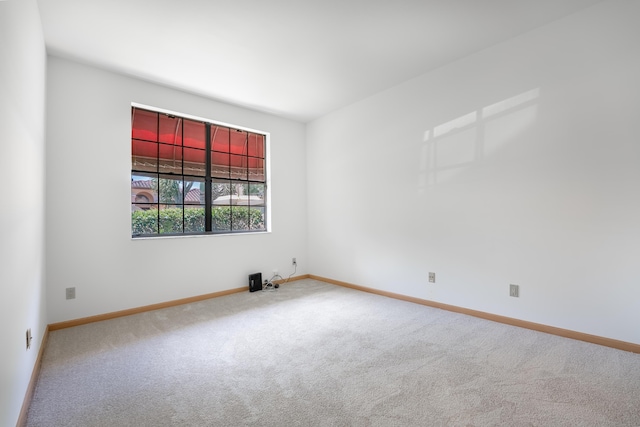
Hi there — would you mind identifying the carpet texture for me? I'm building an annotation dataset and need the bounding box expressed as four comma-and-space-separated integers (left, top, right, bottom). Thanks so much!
27, 279, 640, 426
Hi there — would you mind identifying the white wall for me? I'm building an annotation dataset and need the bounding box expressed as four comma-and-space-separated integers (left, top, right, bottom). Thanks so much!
0, 0, 47, 425
46, 57, 307, 323
307, 1, 640, 345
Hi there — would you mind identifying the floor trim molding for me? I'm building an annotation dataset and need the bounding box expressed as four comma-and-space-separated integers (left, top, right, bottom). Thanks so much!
17, 325, 49, 427
309, 274, 640, 354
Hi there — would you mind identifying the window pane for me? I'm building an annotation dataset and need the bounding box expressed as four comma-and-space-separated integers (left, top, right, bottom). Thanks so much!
232, 181, 248, 198
158, 175, 183, 205
183, 148, 206, 177
212, 206, 231, 232
211, 125, 229, 153
232, 205, 249, 231
211, 152, 230, 179
132, 140, 158, 173
230, 154, 248, 180
247, 133, 264, 158
249, 207, 266, 231
159, 115, 182, 145
229, 181, 250, 231
184, 206, 205, 233
184, 178, 205, 205
132, 108, 158, 141
131, 173, 159, 235
181, 179, 203, 233
248, 183, 265, 206
248, 157, 265, 181
159, 205, 183, 234
212, 180, 231, 206
131, 173, 157, 202
230, 130, 248, 155
183, 119, 205, 149
158, 143, 182, 174
132, 208, 158, 236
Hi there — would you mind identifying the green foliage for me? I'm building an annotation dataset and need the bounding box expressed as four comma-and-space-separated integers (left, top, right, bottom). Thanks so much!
131, 206, 265, 236
184, 207, 205, 233
131, 209, 158, 235
158, 208, 186, 234
211, 206, 265, 231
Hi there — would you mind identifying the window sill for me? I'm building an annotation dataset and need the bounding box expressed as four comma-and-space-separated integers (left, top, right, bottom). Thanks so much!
131, 230, 271, 240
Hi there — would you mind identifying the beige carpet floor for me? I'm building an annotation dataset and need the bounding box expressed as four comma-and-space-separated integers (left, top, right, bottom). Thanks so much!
27, 279, 640, 426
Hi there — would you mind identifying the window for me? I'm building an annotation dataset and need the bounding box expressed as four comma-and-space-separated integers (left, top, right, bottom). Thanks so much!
131, 106, 268, 237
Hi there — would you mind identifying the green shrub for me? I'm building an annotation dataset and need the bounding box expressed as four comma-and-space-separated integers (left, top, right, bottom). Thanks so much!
132, 206, 264, 236
131, 209, 158, 235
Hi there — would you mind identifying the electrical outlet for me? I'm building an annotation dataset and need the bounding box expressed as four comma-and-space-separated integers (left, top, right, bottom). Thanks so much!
66, 287, 76, 300
26, 328, 32, 350
428, 272, 436, 283
510, 284, 519, 297
292, 257, 297, 266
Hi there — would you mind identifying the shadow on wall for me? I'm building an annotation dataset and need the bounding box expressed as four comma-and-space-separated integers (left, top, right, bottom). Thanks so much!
419, 88, 540, 187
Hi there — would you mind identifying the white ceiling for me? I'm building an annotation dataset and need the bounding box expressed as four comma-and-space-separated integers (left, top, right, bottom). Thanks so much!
37, 0, 601, 122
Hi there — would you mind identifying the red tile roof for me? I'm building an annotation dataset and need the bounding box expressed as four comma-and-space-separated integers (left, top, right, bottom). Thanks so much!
131, 179, 154, 189
185, 188, 201, 204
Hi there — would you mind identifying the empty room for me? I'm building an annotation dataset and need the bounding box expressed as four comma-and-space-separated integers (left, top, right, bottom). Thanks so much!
2, 0, 639, 426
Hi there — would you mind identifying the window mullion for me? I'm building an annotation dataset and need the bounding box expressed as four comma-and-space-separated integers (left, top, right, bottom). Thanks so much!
156, 112, 160, 235
205, 123, 212, 232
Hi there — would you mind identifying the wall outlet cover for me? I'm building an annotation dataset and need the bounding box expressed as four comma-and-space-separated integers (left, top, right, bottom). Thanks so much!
510, 284, 519, 297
